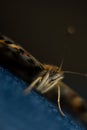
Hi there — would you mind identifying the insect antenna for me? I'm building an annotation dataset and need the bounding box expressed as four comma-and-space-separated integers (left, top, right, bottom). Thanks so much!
58, 59, 64, 72
64, 71, 87, 78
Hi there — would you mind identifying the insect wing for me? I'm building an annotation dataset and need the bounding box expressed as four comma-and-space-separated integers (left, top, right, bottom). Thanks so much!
0, 34, 44, 83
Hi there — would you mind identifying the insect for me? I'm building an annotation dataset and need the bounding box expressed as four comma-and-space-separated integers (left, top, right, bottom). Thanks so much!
0, 34, 87, 117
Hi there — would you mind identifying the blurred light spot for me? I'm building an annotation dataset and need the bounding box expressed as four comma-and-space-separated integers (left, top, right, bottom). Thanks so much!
67, 26, 77, 34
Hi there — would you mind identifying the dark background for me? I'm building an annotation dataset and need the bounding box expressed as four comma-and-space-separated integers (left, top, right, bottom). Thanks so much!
0, 0, 87, 99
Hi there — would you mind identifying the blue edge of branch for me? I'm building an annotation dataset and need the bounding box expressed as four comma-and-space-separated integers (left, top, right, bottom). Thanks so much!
0, 66, 86, 130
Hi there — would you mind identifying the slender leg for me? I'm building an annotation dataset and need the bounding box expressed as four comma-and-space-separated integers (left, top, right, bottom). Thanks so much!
39, 79, 49, 92
42, 77, 63, 93
42, 79, 58, 93
24, 77, 42, 94
37, 72, 49, 91
57, 85, 65, 116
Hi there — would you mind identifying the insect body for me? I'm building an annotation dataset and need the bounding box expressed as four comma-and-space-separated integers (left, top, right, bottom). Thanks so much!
0, 34, 87, 121
0, 34, 65, 115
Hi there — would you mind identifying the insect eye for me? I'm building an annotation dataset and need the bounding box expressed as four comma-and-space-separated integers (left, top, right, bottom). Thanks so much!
52, 71, 55, 74
51, 70, 56, 76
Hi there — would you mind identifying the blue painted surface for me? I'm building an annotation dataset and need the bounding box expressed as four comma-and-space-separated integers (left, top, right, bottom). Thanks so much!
0, 66, 85, 130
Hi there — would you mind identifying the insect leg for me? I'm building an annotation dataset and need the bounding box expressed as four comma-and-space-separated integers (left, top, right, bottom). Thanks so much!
42, 77, 63, 93
57, 85, 65, 116
36, 72, 49, 91
41, 79, 58, 93
24, 77, 42, 94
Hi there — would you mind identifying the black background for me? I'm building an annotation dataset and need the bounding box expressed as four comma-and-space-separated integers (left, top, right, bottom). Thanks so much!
0, 0, 87, 100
